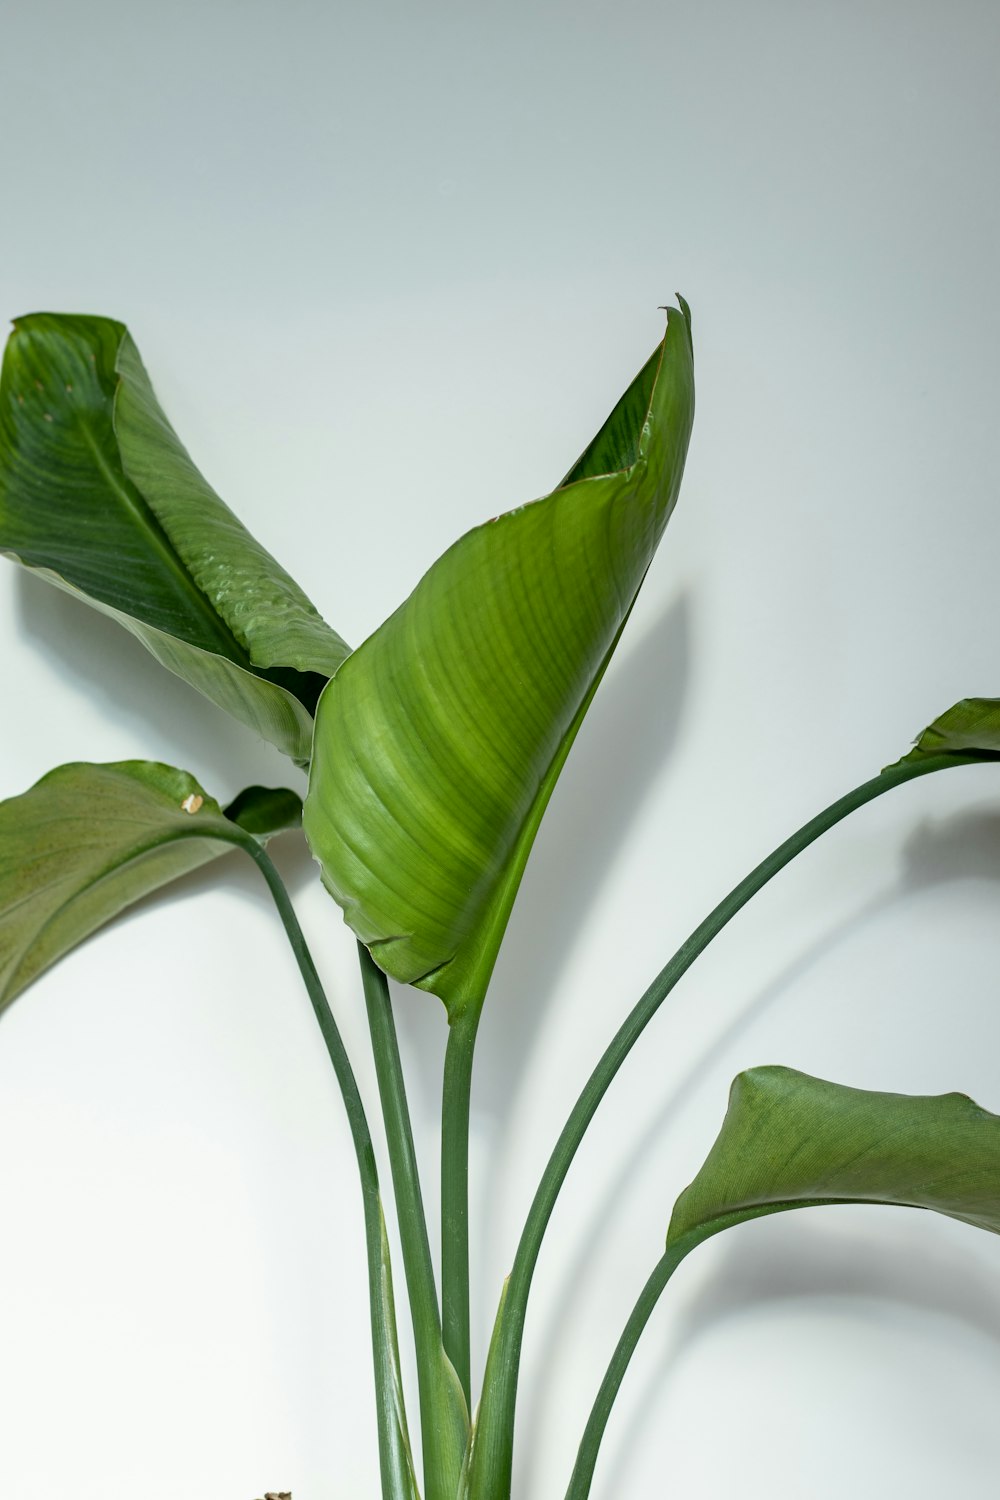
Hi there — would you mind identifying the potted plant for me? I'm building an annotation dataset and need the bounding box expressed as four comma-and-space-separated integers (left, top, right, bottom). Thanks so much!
1, 302, 997, 1498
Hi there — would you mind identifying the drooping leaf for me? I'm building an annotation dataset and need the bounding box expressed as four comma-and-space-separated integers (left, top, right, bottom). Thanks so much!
559, 1071, 1000, 1500
890, 697, 1000, 770
0, 761, 301, 1009
304, 301, 695, 1021
668, 1066, 1000, 1254
0, 314, 350, 760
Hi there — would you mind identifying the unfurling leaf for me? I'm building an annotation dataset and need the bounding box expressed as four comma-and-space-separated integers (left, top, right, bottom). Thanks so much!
0, 761, 301, 1008
304, 301, 695, 1022
0, 315, 350, 760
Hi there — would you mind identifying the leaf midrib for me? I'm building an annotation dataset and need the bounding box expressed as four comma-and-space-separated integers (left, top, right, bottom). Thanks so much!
671, 1194, 946, 1254
77, 412, 249, 668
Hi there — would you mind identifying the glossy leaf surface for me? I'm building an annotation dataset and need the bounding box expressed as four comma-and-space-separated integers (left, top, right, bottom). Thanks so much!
305, 302, 695, 1020
669, 1066, 1000, 1251
893, 696, 1000, 768
0, 314, 350, 759
0, 761, 300, 1008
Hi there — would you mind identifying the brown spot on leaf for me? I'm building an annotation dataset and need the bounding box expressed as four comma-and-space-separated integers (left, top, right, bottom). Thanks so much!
180, 793, 204, 815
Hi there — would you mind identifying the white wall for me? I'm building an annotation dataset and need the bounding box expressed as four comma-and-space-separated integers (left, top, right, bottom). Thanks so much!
1, 3, 999, 1496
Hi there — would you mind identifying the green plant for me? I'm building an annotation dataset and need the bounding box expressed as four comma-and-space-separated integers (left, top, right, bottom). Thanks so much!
1, 303, 998, 1498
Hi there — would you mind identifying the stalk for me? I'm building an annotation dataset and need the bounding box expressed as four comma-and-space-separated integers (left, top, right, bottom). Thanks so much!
469, 753, 974, 1499
563, 1239, 692, 1500
233, 837, 415, 1498
360, 944, 468, 1500
441, 1005, 481, 1406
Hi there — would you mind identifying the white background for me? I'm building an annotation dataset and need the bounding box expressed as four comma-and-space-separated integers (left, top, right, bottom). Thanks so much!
1, 2, 999, 1496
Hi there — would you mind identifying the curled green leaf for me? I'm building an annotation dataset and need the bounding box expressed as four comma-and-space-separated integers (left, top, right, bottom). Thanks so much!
304, 301, 695, 1021
0, 314, 350, 760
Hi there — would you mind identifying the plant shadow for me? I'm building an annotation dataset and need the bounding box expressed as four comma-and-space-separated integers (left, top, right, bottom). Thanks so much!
5, 569, 319, 1003
489, 591, 691, 1113
593, 1214, 1000, 1500
390, 591, 693, 1135
15, 570, 298, 795
519, 805, 1000, 1483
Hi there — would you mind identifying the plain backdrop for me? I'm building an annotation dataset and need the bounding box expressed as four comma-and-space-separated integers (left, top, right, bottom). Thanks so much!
1, 2, 999, 1497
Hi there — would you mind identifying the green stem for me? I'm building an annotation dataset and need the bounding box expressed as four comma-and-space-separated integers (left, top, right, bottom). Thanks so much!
469, 753, 973, 1499
360, 945, 468, 1500
564, 1239, 694, 1500
441, 1005, 481, 1406
237, 840, 415, 1499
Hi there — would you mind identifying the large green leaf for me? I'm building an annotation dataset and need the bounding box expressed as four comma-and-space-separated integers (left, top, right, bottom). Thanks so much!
0, 314, 350, 760
0, 761, 301, 1008
304, 301, 695, 1020
891, 696, 1000, 769
668, 1066, 1000, 1253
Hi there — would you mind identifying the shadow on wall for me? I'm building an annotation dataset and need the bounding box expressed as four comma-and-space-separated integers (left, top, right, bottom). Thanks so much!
389, 590, 693, 1130
376, 591, 692, 1241
672, 1210, 1000, 1350
6, 569, 318, 974
523, 805, 1000, 1493
482, 590, 692, 1115
15, 569, 298, 794
13, 564, 693, 1135
904, 808, 1000, 892
594, 1211, 1000, 1500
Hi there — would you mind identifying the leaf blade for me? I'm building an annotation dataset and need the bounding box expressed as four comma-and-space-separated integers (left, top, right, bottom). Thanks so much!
304, 303, 695, 1018
0, 314, 349, 756
668, 1066, 1000, 1251
113, 331, 349, 679
0, 760, 300, 1009
23, 563, 320, 761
